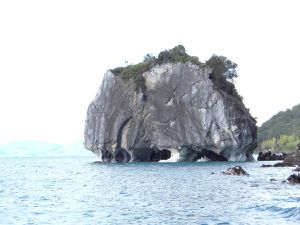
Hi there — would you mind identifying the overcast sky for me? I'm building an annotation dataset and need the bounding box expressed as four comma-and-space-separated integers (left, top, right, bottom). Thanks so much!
0, 0, 299, 144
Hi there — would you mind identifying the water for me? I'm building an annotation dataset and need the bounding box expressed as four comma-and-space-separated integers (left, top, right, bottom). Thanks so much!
0, 157, 300, 225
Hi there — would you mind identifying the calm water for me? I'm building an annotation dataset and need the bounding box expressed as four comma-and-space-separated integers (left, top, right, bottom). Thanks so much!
0, 157, 300, 225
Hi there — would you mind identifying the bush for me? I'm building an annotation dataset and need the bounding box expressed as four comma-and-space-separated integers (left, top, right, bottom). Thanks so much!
206, 55, 237, 81
157, 50, 172, 63
143, 53, 156, 63
157, 45, 203, 66
110, 62, 150, 80
206, 55, 242, 101
260, 135, 300, 152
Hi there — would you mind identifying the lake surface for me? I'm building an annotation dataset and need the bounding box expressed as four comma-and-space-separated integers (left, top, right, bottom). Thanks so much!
0, 157, 299, 224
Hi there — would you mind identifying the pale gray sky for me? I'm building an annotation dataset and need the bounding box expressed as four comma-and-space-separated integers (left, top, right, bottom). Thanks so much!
0, 0, 299, 143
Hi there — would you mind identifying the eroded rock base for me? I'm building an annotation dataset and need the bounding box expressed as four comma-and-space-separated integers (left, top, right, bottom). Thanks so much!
97, 145, 228, 163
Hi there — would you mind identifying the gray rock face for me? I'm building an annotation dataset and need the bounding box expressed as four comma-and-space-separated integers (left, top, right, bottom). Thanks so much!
84, 63, 257, 162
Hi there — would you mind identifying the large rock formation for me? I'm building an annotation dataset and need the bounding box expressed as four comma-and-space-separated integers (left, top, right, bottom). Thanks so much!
84, 54, 257, 162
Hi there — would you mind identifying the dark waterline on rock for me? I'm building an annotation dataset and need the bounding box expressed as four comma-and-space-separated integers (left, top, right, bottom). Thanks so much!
0, 157, 299, 224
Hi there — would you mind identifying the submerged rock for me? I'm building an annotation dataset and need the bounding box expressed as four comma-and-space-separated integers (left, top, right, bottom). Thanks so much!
257, 151, 287, 161
84, 50, 257, 163
287, 174, 300, 184
222, 166, 249, 176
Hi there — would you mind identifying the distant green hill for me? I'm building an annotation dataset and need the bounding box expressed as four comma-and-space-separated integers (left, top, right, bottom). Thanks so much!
258, 103, 300, 152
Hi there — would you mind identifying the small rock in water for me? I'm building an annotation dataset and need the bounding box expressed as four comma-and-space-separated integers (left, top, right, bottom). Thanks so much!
260, 164, 273, 168
257, 151, 287, 161
270, 178, 277, 182
222, 165, 249, 176
287, 174, 300, 184
91, 161, 102, 164
293, 167, 300, 172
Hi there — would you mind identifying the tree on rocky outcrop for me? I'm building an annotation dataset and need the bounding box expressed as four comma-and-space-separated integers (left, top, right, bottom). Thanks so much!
206, 55, 238, 81
143, 53, 156, 63
157, 45, 189, 64
206, 55, 241, 101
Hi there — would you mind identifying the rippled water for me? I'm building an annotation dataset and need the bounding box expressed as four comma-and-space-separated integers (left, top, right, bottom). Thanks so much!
0, 157, 300, 224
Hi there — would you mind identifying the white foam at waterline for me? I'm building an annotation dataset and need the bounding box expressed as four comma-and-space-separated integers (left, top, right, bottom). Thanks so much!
159, 148, 180, 162
197, 156, 210, 162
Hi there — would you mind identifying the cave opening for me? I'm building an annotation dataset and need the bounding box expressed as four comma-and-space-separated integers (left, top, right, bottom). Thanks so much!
150, 149, 172, 162
115, 148, 131, 163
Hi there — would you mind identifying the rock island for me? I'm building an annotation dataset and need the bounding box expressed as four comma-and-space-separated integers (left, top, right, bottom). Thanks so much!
84, 46, 257, 162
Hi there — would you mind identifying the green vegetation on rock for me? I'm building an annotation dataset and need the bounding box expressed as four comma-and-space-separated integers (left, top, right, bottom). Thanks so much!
258, 103, 300, 152
110, 45, 242, 102
206, 54, 242, 102
110, 62, 150, 81
110, 45, 203, 79
260, 135, 300, 152
156, 45, 204, 67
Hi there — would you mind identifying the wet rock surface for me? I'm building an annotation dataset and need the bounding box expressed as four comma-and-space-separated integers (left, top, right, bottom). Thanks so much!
84, 63, 257, 162
222, 166, 249, 176
260, 164, 273, 168
257, 151, 287, 161
287, 173, 300, 184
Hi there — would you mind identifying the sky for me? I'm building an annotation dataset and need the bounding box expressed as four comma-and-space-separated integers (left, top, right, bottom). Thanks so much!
0, 0, 300, 144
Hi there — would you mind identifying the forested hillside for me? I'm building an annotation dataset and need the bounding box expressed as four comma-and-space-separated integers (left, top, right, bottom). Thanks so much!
258, 103, 300, 151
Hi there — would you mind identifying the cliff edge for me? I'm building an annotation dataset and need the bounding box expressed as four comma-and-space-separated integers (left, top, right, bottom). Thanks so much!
84, 46, 257, 162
